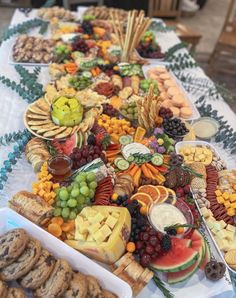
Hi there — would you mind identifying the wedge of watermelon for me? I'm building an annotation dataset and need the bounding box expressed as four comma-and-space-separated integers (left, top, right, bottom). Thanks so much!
191, 230, 206, 266
200, 242, 211, 270
151, 238, 198, 272
167, 257, 200, 284
51, 133, 78, 156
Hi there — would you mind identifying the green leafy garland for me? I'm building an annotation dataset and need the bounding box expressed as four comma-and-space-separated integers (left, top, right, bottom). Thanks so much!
38, 21, 49, 35
152, 275, 174, 298
176, 72, 235, 103
0, 18, 48, 42
42, 0, 56, 7
0, 129, 29, 146
0, 66, 44, 103
15, 65, 44, 98
149, 21, 175, 33
164, 43, 188, 61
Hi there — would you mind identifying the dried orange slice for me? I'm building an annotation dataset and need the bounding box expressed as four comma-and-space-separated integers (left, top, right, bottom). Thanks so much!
155, 186, 169, 203
130, 192, 153, 206
138, 185, 160, 202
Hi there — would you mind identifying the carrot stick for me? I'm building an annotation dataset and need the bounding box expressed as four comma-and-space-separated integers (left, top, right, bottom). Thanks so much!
141, 163, 152, 179
145, 163, 160, 175
133, 168, 141, 187
129, 164, 140, 177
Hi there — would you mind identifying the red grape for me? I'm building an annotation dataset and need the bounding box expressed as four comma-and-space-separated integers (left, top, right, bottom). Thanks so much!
140, 254, 151, 267
145, 245, 154, 255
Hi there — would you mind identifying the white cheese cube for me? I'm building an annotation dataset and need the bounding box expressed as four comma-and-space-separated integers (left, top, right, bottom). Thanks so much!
79, 220, 90, 234
111, 212, 120, 218
226, 224, 236, 233
93, 230, 106, 244
88, 222, 101, 235
75, 231, 87, 241
100, 224, 112, 239
225, 230, 234, 241
105, 215, 118, 229
219, 220, 227, 229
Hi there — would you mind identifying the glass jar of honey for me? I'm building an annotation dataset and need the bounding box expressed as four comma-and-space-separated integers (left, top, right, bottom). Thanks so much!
48, 154, 72, 181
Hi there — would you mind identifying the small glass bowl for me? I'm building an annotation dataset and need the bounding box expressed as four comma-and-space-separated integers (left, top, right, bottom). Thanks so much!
192, 117, 219, 141
148, 197, 194, 238
48, 154, 72, 176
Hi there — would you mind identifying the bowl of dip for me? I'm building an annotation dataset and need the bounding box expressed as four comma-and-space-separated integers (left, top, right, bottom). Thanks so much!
148, 198, 194, 237
48, 154, 72, 180
192, 117, 219, 141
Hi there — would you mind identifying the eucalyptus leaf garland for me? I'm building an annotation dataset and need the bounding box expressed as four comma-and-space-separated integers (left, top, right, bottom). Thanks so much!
0, 129, 29, 146
0, 18, 48, 42
0, 130, 31, 190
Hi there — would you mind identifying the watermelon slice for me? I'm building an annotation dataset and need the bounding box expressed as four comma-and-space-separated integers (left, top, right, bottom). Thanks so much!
190, 230, 205, 266
151, 238, 198, 272
173, 237, 192, 248
167, 257, 200, 284
51, 133, 79, 156
200, 242, 211, 270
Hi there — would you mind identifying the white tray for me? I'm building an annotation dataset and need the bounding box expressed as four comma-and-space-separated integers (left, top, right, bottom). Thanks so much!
0, 207, 132, 298
142, 64, 201, 121
175, 141, 234, 274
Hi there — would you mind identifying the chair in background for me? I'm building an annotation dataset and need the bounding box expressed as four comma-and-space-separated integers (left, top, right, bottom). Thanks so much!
63, 0, 104, 10
208, 0, 236, 74
148, 0, 202, 52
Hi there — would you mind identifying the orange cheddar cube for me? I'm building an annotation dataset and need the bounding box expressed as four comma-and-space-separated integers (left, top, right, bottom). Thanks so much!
53, 183, 60, 189
224, 201, 231, 208
222, 192, 230, 200
230, 194, 236, 202
50, 192, 56, 199
38, 189, 45, 197
230, 202, 236, 209
227, 208, 235, 217
215, 190, 222, 197
217, 196, 224, 204
47, 174, 53, 180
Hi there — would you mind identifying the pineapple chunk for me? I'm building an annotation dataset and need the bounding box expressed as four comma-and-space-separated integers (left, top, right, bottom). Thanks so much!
105, 215, 118, 229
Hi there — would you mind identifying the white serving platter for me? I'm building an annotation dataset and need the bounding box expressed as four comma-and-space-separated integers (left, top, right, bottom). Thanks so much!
0, 207, 132, 298
142, 64, 201, 121
175, 140, 234, 274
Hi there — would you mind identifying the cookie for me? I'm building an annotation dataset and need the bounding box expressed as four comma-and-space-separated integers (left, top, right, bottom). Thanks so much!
20, 249, 56, 289
0, 280, 8, 298
1, 238, 42, 281
35, 259, 72, 297
64, 272, 88, 298
6, 288, 26, 298
0, 229, 29, 269
101, 290, 118, 298
86, 275, 102, 298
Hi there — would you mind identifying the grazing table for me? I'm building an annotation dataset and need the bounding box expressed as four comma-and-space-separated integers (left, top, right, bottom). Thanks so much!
0, 7, 235, 298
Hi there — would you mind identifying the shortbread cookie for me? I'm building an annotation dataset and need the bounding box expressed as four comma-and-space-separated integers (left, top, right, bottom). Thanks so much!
101, 290, 118, 298
0, 229, 29, 269
20, 249, 56, 289
86, 276, 102, 298
7, 287, 26, 298
0, 280, 8, 298
1, 238, 41, 281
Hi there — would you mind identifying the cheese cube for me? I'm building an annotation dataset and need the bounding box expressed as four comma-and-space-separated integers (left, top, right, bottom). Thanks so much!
75, 216, 84, 230
93, 230, 106, 244
219, 220, 227, 229
87, 234, 94, 241
100, 224, 112, 239
208, 210, 213, 217
89, 212, 105, 224
224, 201, 231, 208
200, 207, 210, 218
211, 227, 219, 235
215, 237, 229, 251
205, 218, 215, 229
217, 196, 224, 204
223, 192, 230, 200
215, 230, 227, 239
225, 230, 234, 241
88, 222, 101, 234
75, 231, 87, 241
230, 194, 236, 202
215, 190, 222, 196
80, 207, 97, 218
105, 215, 118, 229
226, 224, 236, 232
111, 212, 120, 218
79, 220, 90, 234
230, 202, 236, 209
227, 208, 235, 216
213, 222, 221, 231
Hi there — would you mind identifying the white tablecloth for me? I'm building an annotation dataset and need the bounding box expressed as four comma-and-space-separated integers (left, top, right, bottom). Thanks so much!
0, 8, 235, 298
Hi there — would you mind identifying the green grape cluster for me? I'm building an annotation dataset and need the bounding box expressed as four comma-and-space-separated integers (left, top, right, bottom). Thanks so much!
53, 172, 97, 220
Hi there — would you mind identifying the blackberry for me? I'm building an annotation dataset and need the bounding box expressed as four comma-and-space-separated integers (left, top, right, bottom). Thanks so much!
87, 134, 96, 146
81, 21, 93, 35
160, 234, 172, 252
166, 228, 177, 236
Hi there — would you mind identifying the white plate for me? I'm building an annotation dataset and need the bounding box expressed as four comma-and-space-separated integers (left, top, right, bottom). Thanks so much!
142, 64, 201, 121
0, 207, 132, 298
175, 140, 223, 164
